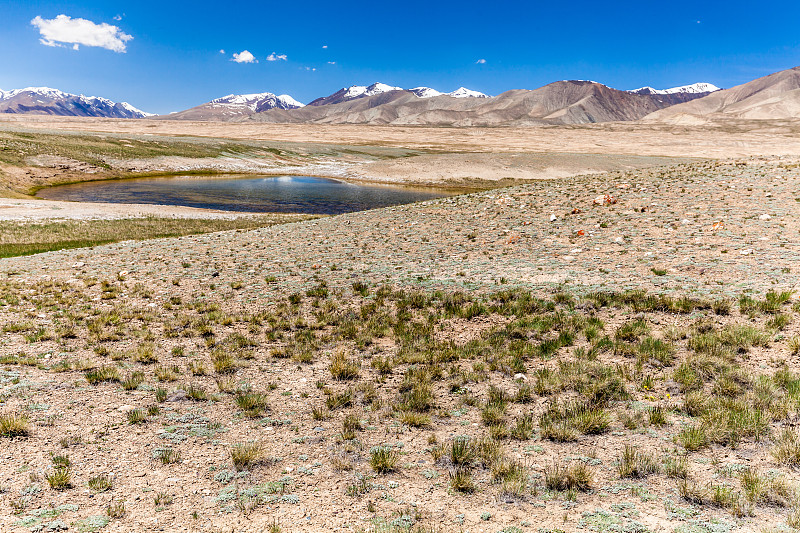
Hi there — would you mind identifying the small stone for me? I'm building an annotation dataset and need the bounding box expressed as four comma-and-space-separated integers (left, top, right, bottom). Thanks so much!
758, 214, 771, 220
165, 390, 188, 402
513, 373, 527, 381
549, 214, 557, 222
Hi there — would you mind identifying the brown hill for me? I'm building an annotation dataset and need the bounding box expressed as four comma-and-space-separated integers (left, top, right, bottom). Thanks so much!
645, 66, 800, 122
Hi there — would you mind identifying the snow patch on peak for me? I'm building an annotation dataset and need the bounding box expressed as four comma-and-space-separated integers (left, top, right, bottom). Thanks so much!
1, 87, 69, 100
342, 83, 403, 100
629, 83, 720, 95
411, 86, 490, 98
209, 92, 305, 111
410, 87, 442, 98
276, 94, 305, 108
120, 102, 155, 117
0, 86, 153, 118
447, 87, 489, 98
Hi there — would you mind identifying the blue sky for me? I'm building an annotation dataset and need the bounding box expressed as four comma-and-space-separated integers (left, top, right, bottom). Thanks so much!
2, 1, 800, 114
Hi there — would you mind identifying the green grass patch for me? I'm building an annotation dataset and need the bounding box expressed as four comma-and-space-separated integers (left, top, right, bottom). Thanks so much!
0, 215, 313, 258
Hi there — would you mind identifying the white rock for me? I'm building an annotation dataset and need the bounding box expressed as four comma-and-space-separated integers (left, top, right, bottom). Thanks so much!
72, 262, 85, 268
759, 214, 771, 220
513, 373, 527, 381
740, 249, 754, 255
549, 214, 557, 222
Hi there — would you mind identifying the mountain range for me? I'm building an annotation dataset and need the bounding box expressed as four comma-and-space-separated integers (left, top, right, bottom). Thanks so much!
4, 67, 800, 125
231, 80, 721, 126
164, 81, 717, 124
166, 83, 492, 120
0, 87, 152, 119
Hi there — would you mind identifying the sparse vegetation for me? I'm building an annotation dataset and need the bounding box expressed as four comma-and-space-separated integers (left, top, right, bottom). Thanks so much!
0, 412, 30, 437
231, 441, 265, 471
370, 447, 399, 474
2, 159, 800, 532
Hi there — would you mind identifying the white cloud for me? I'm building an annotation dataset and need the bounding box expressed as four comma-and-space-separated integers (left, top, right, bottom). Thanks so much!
327, 61, 336, 65
113, 14, 123, 21
266, 52, 287, 62
231, 50, 257, 63
219, 49, 225, 54
31, 14, 132, 53
304, 67, 316, 71
475, 58, 487, 64
322, 45, 328, 49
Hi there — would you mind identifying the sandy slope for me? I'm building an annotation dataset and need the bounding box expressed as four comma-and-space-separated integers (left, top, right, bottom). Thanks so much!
646, 66, 800, 122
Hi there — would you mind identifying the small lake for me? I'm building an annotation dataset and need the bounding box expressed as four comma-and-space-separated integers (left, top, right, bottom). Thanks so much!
37, 175, 454, 215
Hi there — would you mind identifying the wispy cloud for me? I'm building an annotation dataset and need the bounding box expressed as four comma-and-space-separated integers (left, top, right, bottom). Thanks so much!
322, 45, 328, 49
113, 14, 123, 21
475, 58, 487, 64
31, 14, 132, 52
231, 50, 257, 63
266, 52, 287, 62
327, 61, 336, 65
219, 49, 225, 54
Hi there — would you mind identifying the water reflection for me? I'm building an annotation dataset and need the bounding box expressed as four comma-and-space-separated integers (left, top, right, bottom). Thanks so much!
37, 175, 453, 215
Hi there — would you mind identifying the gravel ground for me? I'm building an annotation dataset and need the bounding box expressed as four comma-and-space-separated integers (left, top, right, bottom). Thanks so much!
2, 157, 800, 533
2, 157, 798, 298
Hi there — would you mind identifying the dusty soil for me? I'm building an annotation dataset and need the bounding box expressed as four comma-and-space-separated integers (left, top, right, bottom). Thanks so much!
0, 198, 290, 222
4, 116, 800, 159
2, 156, 800, 532
353, 152, 696, 186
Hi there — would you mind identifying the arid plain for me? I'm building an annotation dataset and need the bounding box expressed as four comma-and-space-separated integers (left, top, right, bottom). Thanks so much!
2, 114, 800, 533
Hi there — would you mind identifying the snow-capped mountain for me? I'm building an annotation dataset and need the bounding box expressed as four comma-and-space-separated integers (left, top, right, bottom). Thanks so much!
343, 83, 402, 100
165, 91, 305, 120
410, 87, 490, 98
409, 87, 443, 98
0, 87, 152, 118
446, 87, 490, 98
209, 92, 305, 112
310, 82, 491, 106
629, 83, 721, 95
308, 82, 403, 106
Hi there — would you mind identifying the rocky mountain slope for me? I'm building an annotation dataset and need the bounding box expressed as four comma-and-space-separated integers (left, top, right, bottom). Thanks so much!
645, 66, 800, 122
0, 87, 151, 118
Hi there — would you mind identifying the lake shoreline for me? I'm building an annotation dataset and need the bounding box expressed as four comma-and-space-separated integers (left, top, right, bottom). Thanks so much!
34, 174, 456, 216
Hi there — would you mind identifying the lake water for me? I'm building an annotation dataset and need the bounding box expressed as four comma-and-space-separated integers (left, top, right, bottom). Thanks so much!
37, 175, 453, 215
